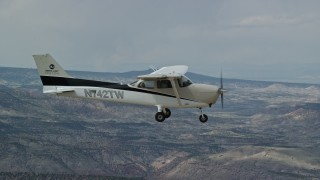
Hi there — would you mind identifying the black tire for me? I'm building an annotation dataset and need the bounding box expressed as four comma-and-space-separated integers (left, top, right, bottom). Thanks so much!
155, 112, 166, 122
164, 108, 171, 118
199, 114, 208, 123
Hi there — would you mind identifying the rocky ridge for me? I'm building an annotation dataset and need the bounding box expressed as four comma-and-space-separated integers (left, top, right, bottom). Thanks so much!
0, 67, 319, 179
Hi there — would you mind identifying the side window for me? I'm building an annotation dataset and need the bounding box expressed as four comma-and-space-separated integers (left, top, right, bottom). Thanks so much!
157, 80, 172, 89
138, 80, 155, 89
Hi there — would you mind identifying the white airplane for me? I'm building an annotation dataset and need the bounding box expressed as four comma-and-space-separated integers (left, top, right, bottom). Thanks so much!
33, 54, 226, 123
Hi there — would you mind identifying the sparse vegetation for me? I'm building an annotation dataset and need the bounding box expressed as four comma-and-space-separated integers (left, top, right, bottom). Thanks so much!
0, 67, 320, 179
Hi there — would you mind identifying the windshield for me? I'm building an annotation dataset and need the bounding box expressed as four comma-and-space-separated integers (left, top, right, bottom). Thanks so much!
178, 76, 192, 87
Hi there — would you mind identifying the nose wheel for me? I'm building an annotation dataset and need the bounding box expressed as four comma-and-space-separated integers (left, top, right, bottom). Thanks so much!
199, 114, 208, 123
199, 108, 208, 123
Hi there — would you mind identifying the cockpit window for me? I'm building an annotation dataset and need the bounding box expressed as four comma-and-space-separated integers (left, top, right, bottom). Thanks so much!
178, 76, 192, 87
138, 80, 155, 89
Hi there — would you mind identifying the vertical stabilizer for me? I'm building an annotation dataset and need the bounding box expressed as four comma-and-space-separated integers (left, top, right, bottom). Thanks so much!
33, 54, 71, 78
33, 54, 72, 93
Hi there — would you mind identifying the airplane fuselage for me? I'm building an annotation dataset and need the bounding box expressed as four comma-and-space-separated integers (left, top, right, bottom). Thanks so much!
49, 82, 220, 108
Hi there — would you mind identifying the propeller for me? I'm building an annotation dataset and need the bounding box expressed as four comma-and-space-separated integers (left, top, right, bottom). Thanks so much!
218, 70, 226, 109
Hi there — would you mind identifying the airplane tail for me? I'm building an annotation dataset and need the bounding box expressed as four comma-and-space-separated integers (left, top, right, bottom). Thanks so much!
33, 54, 73, 93
33, 54, 71, 78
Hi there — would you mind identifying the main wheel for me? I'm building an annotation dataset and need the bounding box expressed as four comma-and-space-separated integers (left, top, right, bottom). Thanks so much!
155, 112, 166, 122
199, 114, 208, 123
164, 108, 171, 118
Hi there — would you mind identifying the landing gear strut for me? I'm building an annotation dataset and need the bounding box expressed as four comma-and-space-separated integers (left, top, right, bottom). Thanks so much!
199, 108, 208, 123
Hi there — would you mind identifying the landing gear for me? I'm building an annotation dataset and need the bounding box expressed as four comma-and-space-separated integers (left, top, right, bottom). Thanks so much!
164, 108, 171, 118
199, 108, 208, 123
154, 106, 209, 123
199, 114, 208, 123
155, 106, 171, 122
155, 112, 166, 122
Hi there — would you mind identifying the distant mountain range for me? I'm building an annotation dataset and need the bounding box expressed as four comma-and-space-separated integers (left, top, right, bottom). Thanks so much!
0, 66, 319, 179
1, 66, 318, 88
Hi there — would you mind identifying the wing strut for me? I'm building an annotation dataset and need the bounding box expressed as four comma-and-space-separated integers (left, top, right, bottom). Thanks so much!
169, 78, 182, 106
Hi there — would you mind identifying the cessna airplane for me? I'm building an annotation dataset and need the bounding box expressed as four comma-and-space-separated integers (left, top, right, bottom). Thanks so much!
33, 54, 226, 123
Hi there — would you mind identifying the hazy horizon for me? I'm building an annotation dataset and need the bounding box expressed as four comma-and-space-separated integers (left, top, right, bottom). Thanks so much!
0, 64, 319, 86
1, 0, 319, 84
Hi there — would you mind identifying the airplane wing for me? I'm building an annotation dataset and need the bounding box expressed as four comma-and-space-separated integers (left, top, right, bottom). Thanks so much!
137, 65, 188, 106
137, 65, 188, 80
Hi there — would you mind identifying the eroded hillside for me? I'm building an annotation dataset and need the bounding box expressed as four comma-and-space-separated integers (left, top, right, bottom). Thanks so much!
0, 67, 319, 179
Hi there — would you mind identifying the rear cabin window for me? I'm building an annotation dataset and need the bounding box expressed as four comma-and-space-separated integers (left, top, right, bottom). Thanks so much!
138, 80, 155, 89
157, 80, 172, 89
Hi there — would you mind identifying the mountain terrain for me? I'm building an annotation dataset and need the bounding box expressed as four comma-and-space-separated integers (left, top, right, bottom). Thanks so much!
0, 67, 319, 179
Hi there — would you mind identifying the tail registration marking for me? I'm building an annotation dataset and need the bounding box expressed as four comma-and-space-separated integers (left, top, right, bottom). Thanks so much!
84, 89, 124, 99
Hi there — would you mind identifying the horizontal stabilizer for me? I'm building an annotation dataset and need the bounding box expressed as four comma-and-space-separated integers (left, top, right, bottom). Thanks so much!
43, 86, 75, 94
